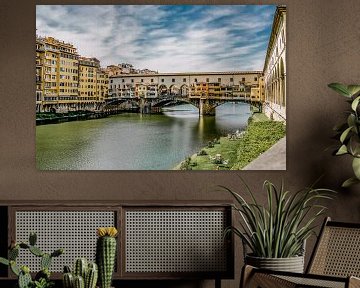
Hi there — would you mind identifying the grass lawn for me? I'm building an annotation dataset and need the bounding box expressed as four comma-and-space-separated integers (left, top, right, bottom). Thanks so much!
176, 113, 286, 170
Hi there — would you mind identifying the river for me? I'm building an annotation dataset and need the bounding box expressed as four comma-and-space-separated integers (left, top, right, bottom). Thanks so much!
36, 102, 251, 170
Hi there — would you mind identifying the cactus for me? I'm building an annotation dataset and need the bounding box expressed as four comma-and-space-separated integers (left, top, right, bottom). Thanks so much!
29, 245, 44, 257
9, 246, 19, 260
63, 259, 98, 288
85, 263, 98, 288
74, 275, 85, 288
96, 227, 118, 288
41, 253, 52, 270
0, 257, 9, 266
74, 258, 87, 279
18, 269, 32, 288
51, 248, 64, 258
0, 233, 63, 288
64, 265, 72, 273
35, 268, 50, 281
10, 260, 21, 276
29, 232, 37, 246
63, 272, 74, 288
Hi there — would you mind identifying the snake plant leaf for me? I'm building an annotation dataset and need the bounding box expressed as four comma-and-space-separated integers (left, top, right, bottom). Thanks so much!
342, 177, 360, 188
351, 96, 360, 111
352, 157, 360, 179
336, 144, 348, 155
328, 83, 352, 97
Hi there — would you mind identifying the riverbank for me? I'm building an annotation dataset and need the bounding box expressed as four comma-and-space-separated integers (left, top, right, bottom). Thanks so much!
36, 109, 139, 125
174, 113, 286, 170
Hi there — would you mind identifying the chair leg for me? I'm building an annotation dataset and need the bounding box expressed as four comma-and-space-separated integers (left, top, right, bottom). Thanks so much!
215, 278, 221, 288
240, 265, 255, 288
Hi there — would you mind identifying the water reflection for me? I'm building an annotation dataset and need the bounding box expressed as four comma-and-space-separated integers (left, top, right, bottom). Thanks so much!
36, 102, 251, 170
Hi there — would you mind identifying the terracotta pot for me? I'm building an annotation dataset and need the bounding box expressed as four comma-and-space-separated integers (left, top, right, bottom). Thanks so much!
245, 254, 305, 273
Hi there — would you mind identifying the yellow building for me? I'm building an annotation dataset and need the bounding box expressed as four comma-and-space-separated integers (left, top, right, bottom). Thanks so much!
78, 57, 100, 111
190, 82, 208, 98
36, 36, 110, 113
96, 68, 109, 103
135, 83, 147, 98
58, 39, 79, 112
36, 39, 45, 112
36, 36, 80, 113
250, 76, 265, 102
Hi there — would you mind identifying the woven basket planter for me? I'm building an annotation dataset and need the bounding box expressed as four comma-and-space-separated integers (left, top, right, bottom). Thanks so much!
245, 254, 305, 273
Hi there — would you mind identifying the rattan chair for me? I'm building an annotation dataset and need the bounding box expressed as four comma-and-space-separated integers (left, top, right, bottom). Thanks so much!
241, 217, 360, 288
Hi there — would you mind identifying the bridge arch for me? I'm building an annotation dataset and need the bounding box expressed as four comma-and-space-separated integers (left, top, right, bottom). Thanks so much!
180, 84, 189, 97
169, 85, 180, 96
158, 84, 168, 97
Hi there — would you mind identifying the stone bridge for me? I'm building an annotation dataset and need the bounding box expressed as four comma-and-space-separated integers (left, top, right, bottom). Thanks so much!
106, 71, 264, 115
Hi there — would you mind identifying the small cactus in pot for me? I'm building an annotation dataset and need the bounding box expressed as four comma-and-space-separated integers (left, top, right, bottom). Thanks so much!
62, 259, 98, 288
96, 227, 118, 288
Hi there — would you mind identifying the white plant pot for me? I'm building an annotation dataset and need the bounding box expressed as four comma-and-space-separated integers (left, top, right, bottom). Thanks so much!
245, 254, 305, 273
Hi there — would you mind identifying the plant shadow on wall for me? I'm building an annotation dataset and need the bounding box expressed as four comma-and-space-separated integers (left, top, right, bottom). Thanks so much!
220, 178, 335, 273
328, 83, 360, 187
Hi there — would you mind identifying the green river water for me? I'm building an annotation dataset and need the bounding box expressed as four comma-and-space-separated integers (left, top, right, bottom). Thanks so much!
36, 103, 251, 170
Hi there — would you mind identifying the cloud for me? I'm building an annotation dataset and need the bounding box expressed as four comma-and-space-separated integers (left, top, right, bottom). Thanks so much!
36, 5, 277, 72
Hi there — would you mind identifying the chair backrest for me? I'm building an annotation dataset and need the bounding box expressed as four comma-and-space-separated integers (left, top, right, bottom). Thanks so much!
307, 217, 360, 278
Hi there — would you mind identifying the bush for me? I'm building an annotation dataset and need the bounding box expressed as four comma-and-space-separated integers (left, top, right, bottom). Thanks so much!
232, 120, 286, 169
197, 149, 208, 156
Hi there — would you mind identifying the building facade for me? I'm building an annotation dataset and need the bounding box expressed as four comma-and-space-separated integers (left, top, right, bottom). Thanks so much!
36, 5, 284, 118
36, 36, 109, 113
36, 36, 79, 113
263, 6, 286, 121
109, 71, 263, 102
78, 57, 100, 111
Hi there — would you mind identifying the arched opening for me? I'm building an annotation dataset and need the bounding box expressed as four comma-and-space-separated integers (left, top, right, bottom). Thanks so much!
169, 85, 180, 96
280, 57, 285, 107
158, 85, 168, 97
180, 84, 189, 97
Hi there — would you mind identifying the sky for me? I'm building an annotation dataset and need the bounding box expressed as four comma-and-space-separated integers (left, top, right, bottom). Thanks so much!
36, 5, 276, 73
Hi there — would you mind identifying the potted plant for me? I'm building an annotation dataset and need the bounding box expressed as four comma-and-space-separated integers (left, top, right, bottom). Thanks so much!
62, 258, 98, 288
328, 83, 360, 187
0, 232, 63, 288
222, 179, 334, 273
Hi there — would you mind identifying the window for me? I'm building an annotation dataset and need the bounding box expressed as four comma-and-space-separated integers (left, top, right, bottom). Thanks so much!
110, 79, 113, 83
242, 77, 245, 82
218, 78, 221, 83
161, 79, 164, 83
172, 78, 175, 83
131, 79, 134, 83
122, 79, 124, 83
151, 79, 154, 83
194, 78, 197, 83
141, 79, 143, 82
254, 77, 258, 81
206, 78, 209, 82
183, 78, 186, 82
230, 78, 233, 82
